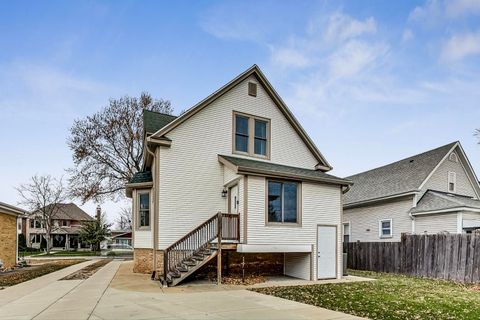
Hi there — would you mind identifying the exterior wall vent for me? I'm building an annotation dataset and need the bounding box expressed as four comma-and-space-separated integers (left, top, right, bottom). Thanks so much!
248, 82, 257, 97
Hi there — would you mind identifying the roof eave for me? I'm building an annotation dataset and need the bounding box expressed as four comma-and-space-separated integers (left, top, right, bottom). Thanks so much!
411, 206, 480, 216
125, 181, 153, 198
344, 190, 419, 209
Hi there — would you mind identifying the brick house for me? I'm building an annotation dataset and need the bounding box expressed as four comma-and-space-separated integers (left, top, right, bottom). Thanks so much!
0, 201, 25, 269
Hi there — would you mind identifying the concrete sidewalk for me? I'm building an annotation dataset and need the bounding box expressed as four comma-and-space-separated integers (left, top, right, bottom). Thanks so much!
0, 260, 365, 320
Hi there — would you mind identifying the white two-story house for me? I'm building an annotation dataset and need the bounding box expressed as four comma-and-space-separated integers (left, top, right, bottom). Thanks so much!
126, 65, 351, 286
343, 141, 480, 243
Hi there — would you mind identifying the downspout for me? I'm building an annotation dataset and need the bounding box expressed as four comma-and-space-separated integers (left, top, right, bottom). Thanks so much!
146, 144, 159, 280
341, 185, 350, 194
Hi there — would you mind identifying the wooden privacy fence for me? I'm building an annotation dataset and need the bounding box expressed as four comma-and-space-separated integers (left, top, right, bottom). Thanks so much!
344, 233, 480, 283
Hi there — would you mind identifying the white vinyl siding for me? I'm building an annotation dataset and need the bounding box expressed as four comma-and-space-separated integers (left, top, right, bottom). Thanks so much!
414, 213, 458, 234
285, 252, 311, 280
343, 196, 414, 242
420, 148, 477, 198
157, 75, 319, 249
247, 176, 342, 279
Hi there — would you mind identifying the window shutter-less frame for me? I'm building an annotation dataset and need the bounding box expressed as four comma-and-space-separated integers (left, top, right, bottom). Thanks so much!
248, 82, 257, 97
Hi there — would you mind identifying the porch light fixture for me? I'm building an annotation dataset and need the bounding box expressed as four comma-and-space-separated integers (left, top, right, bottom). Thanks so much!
221, 187, 228, 198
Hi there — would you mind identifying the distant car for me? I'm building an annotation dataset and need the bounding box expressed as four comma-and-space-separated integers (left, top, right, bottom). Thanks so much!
102, 243, 133, 256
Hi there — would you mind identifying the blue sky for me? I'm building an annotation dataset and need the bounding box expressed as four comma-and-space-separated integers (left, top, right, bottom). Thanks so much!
1, 0, 480, 222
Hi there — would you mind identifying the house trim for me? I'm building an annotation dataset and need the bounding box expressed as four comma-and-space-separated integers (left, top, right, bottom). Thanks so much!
0, 202, 25, 217
243, 175, 248, 244
412, 207, 480, 216
344, 191, 418, 209
151, 65, 333, 171
237, 244, 311, 253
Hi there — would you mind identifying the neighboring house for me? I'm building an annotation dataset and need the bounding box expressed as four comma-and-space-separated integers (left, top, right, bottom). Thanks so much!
343, 141, 480, 243
101, 230, 132, 249
111, 230, 132, 246
0, 201, 25, 269
26, 203, 95, 250
126, 65, 351, 286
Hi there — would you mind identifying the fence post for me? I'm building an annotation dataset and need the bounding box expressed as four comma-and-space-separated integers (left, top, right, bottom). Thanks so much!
217, 211, 222, 285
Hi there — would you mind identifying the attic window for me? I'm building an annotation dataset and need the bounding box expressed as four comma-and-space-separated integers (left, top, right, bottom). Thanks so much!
448, 171, 456, 193
248, 82, 257, 97
449, 153, 458, 162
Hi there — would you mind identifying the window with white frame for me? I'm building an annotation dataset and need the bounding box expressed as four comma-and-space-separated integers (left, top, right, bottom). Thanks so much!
448, 171, 456, 193
379, 219, 392, 238
138, 191, 150, 228
30, 234, 42, 244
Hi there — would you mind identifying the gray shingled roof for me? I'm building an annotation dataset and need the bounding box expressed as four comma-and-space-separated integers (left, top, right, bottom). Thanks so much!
31, 203, 94, 221
143, 110, 177, 135
129, 171, 152, 184
411, 190, 480, 214
219, 155, 350, 185
344, 142, 457, 205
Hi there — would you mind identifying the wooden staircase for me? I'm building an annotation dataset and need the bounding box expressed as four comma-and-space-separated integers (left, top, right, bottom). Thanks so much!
161, 212, 239, 287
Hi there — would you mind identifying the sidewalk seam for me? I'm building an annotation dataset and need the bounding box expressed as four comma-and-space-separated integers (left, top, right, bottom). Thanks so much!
87, 261, 121, 320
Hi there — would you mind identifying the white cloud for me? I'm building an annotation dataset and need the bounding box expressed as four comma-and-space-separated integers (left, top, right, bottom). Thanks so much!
440, 31, 480, 61
402, 29, 414, 42
409, 0, 480, 22
328, 40, 389, 79
322, 13, 377, 42
446, 0, 480, 17
271, 47, 311, 68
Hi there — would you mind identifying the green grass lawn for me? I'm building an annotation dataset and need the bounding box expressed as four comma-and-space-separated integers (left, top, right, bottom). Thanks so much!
252, 270, 480, 320
39, 250, 100, 257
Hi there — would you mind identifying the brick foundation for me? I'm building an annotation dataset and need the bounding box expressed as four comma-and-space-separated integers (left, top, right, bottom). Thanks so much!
0, 213, 17, 269
133, 248, 164, 275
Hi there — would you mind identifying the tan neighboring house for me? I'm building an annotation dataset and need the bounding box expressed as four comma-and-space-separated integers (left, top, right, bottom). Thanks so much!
26, 203, 95, 250
126, 65, 352, 286
0, 201, 25, 269
343, 141, 480, 243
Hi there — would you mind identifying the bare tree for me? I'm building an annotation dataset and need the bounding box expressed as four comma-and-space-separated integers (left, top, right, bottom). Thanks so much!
68, 92, 173, 203
16, 175, 67, 253
115, 207, 132, 230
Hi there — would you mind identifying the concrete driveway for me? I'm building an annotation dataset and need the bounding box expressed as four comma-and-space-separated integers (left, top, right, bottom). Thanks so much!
0, 260, 363, 320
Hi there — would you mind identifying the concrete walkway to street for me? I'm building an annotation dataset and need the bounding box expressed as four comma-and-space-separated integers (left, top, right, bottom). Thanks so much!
0, 260, 366, 320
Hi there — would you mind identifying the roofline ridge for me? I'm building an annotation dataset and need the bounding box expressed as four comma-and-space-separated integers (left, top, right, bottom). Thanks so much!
143, 109, 177, 118
346, 141, 458, 179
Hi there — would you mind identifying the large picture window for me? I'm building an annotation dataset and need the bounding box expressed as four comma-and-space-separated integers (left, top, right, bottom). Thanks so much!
267, 180, 300, 224
138, 192, 150, 228
233, 112, 270, 158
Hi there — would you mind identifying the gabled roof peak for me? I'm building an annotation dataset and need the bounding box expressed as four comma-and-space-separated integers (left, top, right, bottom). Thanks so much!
345, 141, 460, 205
150, 64, 332, 171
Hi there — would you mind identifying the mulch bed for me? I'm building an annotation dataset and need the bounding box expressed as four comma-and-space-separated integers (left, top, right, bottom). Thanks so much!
0, 259, 84, 288
60, 259, 112, 280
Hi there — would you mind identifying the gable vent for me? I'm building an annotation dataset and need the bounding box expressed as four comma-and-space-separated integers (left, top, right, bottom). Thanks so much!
248, 82, 257, 97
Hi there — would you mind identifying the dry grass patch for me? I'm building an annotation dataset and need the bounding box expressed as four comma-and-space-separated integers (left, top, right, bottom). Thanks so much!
61, 259, 112, 280
0, 259, 83, 288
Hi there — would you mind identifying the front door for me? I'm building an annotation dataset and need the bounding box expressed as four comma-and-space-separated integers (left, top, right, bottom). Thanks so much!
229, 185, 239, 214
317, 225, 337, 279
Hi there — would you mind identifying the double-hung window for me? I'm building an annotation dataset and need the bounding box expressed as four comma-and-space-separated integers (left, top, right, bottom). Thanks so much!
267, 180, 300, 224
448, 172, 456, 193
138, 192, 150, 228
379, 219, 392, 238
235, 115, 249, 153
233, 112, 270, 158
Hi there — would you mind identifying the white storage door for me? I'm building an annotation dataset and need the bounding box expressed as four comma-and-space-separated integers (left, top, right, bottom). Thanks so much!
317, 225, 337, 279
